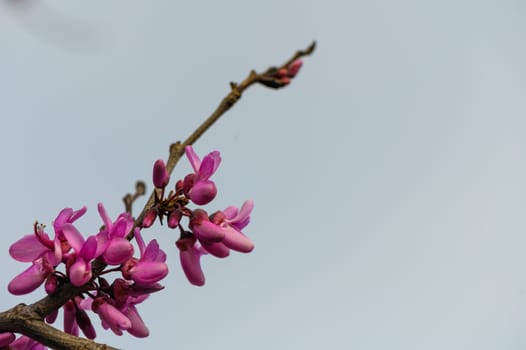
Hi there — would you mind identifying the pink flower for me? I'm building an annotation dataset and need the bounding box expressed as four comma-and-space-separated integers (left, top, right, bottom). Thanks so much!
96, 203, 134, 265
111, 279, 151, 338
8, 258, 54, 295
215, 200, 255, 253
63, 299, 80, 337
176, 235, 207, 286
121, 229, 168, 286
189, 209, 225, 243
53, 207, 87, 239
92, 297, 131, 336
183, 146, 221, 205
62, 224, 98, 287
8, 206, 89, 295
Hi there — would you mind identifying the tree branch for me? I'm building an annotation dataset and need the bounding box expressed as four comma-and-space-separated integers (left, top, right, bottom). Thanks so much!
0, 41, 316, 349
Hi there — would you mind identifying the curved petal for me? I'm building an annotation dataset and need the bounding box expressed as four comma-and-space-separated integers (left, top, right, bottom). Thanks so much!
134, 229, 146, 257
227, 200, 253, 230
70, 206, 88, 222
61, 224, 85, 253
8, 262, 50, 295
124, 306, 149, 338
79, 236, 98, 261
95, 302, 131, 335
201, 241, 230, 258
68, 259, 92, 287
141, 239, 166, 262
97, 203, 112, 232
237, 200, 254, 222
222, 226, 254, 253
197, 151, 221, 180
222, 206, 238, 220
179, 247, 205, 286
53, 208, 74, 233
76, 307, 96, 339
95, 231, 110, 258
130, 262, 168, 285
142, 239, 160, 262
9, 235, 47, 262
63, 300, 79, 336
111, 214, 133, 238
189, 180, 217, 205
103, 238, 134, 265
185, 145, 201, 173
46, 309, 58, 324
192, 219, 225, 243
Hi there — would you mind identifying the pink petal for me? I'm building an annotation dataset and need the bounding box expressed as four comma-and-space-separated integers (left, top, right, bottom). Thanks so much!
61, 224, 85, 253
227, 200, 253, 230
95, 302, 131, 335
201, 241, 230, 258
95, 231, 110, 257
222, 226, 254, 253
124, 306, 149, 338
46, 309, 58, 324
192, 219, 225, 243
189, 180, 217, 205
236, 200, 254, 222
0, 333, 15, 347
68, 259, 92, 287
185, 145, 201, 173
8, 262, 50, 295
63, 300, 79, 336
197, 151, 221, 180
142, 239, 160, 262
70, 206, 88, 222
288, 59, 303, 76
111, 214, 133, 238
9, 235, 47, 262
222, 206, 238, 220
168, 210, 181, 228
53, 208, 74, 233
97, 203, 113, 232
130, 262, 168, 285
76, 307, 96, 339
103, 238, 134, 265
134, 229, 146, 257
79, 236, 98, 261
179, 248, 205, 286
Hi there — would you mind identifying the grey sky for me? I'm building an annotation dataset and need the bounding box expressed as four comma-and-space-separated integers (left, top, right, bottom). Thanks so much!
1, 1, 526, 349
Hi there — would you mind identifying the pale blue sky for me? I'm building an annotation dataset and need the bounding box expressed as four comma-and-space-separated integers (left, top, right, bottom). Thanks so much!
1, 1, 526, 349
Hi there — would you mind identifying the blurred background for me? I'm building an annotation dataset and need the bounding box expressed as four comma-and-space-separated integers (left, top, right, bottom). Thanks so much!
1, 1, 525, 349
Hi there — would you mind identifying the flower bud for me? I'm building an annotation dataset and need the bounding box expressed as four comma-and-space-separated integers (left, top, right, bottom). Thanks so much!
288, 59, 303, 77
142, 208, 157, 228
152, 159, 169, 188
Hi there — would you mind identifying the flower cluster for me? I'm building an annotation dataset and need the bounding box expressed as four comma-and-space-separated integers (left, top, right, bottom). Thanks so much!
144, 145, 254, 286
4, 145, 253, 347
5, 204, 168, 346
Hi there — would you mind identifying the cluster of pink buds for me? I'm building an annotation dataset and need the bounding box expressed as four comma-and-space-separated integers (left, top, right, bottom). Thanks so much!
259, 59, 303, 89
6, 204, 168, 346
144, 145, 254, 286
276, 59, 303, 85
